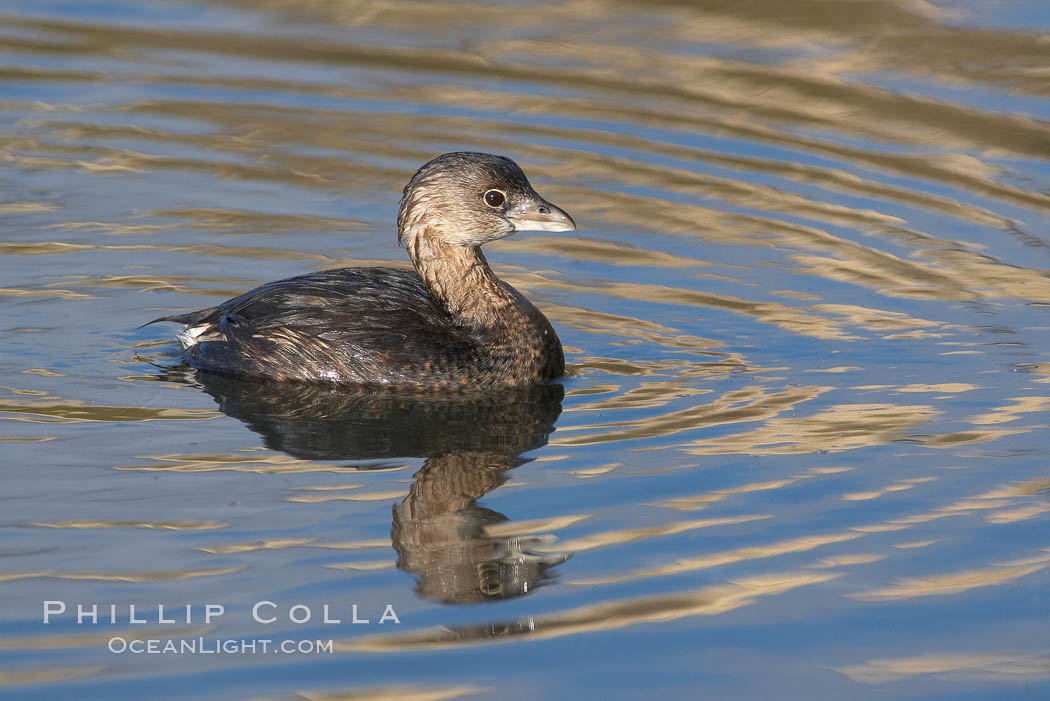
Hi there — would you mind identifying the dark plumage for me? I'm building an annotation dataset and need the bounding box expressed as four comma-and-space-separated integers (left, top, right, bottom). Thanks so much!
147, 152, 575, 388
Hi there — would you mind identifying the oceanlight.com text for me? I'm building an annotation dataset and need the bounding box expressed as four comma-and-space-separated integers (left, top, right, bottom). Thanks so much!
108, 637, 334, 655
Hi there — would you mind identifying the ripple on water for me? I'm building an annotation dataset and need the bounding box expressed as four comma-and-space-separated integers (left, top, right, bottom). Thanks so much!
3, 0, 1050, 699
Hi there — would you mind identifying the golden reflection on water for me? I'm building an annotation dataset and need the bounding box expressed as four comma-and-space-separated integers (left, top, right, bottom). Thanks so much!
850, 562, 1046, 602
484, 514, 593, 536
809, 553, 885, 569
0, 399, 220, 423
529, 514, 769, 554
200, 538, 390, 555
287, 490, 407, 503
118, 452, 405, 474
0, 665, 106, 687
842, 477, 938, 502
838, 651, 1050, 685
0, 287, 96, 300
679, 403, 936, 455
338, 571, 838, 652
553, 386, 829, 446
324, 561, 394, 572
654, 466, 853, 511
0, 626, 212, 651
565, 382, 1028, 458
253, 684, 488, 701
571, 534, 860, 588
970, 396, 1050, 425
6, 0, 1050, 323
0, 566, 242, 583
30, 519, 229, 530
4, 0, 1050, 696
556, 466, 1050, 594
986, 504, 1050, 524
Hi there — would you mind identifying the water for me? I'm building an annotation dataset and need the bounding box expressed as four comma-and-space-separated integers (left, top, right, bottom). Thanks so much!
3, 1, 1050, 698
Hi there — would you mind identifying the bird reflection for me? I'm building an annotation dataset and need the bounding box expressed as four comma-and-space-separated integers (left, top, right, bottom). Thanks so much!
393, 450, 568, 604
187, 372, 569, 604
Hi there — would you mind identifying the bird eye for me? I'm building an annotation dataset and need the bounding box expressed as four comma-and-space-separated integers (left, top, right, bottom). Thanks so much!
483, 189, 506, 208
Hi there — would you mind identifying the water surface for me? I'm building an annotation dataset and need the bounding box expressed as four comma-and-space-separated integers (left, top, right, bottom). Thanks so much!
3, 1, 1050, 699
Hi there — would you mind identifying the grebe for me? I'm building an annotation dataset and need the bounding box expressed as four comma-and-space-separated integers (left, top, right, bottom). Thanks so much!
148, 152, 575, 388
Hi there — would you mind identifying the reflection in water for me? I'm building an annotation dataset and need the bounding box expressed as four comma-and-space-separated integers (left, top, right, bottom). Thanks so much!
5, 0, 1050, 697
394, 451, 569, 604
251, 682, 488, 701
838, 651, 1050, 685
339, 571, 838, 651
0, 665, 106, 687
193, 372, 568, 603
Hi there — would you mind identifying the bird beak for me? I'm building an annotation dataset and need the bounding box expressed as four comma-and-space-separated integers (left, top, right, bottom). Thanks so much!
506, 196, 576, 233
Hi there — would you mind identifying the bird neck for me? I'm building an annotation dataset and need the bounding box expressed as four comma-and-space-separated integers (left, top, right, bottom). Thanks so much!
404, 225, 515, 327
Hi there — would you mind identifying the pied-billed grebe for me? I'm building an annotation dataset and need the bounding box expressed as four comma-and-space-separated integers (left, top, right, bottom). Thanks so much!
148, 152, 575, 388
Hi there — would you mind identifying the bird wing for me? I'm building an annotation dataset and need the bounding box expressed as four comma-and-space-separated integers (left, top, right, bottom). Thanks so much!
171, 267, 478, 384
